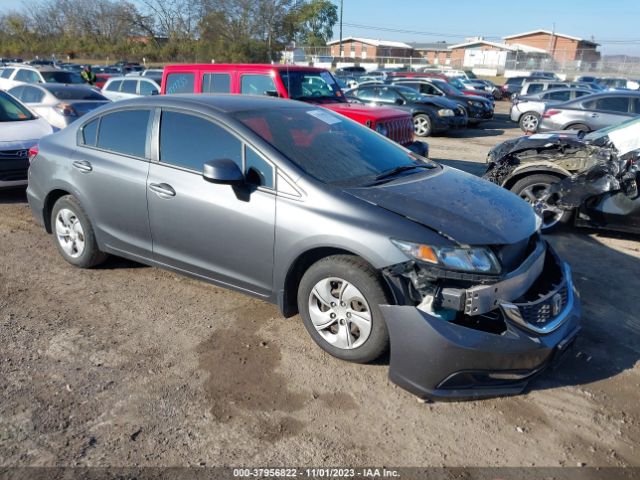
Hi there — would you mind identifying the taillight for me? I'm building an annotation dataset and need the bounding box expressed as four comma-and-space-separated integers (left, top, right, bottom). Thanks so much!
542, 109, 561, 118
54, 103, 77, 116
28, 145, 39, 163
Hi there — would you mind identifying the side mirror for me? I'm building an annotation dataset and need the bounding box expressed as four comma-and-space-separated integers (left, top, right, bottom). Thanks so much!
203, 159, 244, 185
394, 98, 405, 105
265, 90, 280, 97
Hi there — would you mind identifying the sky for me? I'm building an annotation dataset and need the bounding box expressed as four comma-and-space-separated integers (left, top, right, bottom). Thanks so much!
0, 0, 638, 56
330, 0, 640, 56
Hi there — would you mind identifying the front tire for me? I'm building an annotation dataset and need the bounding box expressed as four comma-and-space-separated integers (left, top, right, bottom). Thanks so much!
566, 123, 590, 133
413, 114, 433, 137
51, 195, 107, 268
511, 174, 573, 232
297, 255, 390, 363
519, 111, 540, 132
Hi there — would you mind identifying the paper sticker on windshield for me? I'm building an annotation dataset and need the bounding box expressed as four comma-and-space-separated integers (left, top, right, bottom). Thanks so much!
307, 109, 342, 124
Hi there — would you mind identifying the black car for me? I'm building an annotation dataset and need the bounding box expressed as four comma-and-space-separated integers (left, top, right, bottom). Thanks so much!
501, 76, 531, 100
346, 84, 467, 136
484, 118, 640, 233
391, 78, 494, 124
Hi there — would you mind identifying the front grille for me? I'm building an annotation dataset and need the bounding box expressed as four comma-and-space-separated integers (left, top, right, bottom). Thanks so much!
382, 118, 414, 145
0, 149, 29, 160
517, 282, 568, 327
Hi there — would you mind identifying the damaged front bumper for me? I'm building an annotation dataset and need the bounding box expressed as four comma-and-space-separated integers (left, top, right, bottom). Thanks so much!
381, 242, 581, 400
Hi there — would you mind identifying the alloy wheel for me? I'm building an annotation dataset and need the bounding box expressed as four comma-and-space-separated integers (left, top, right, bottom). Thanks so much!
519, 183, 565, 229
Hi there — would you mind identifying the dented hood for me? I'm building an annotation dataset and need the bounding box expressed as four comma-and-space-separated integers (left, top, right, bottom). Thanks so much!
345, 166, 537, 245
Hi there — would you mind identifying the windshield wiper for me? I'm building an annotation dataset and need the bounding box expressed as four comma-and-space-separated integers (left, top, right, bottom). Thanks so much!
370, 164, 433, 184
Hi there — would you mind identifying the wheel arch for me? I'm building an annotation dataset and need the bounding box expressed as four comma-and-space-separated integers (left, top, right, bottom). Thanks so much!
279, 247, 387, 318
502, 164, 571, 190
43, 188, 72, 233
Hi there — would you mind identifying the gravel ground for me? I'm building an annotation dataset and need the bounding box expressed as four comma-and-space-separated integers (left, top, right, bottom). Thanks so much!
0, 102, 639, 468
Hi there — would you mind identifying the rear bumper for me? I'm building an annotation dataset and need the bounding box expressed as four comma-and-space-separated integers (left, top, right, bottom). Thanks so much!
381, 248, 581, 400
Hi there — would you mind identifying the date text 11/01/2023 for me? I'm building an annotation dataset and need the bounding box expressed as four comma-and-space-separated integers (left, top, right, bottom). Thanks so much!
232, 468, 400, 478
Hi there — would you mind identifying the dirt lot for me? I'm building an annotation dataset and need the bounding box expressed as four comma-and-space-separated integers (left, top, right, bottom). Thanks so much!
1, 102, 639, 468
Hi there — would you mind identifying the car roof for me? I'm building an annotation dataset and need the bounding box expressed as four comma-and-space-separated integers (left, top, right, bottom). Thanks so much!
95, 94, 311, 114
164, 63, 328, 73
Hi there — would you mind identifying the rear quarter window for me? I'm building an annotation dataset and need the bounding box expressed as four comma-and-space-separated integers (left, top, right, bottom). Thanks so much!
165, 73, 194, 94
96, 109, 151, 157
105, 80, 122, 91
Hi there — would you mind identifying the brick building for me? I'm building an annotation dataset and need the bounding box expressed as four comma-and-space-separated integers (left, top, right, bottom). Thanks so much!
409, 42, 452, 65
326, 37, 414, 59
503, 30, 600, 65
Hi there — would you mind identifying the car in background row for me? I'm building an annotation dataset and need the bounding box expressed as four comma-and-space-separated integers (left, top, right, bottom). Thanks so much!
161, 64, 423, 154
510, 87, 594, 132
8, 84, 110, 129
500, 76, 530, 100
346, 84, 467, 136
0, 90, 54, 188
101, 77, 160, 101
0, 66, 84, 90
26, 94, 581, 400
515, 80, 591, 99
391, 78, 494, 124
538, 91, 640, 132
485, 118, 640, 233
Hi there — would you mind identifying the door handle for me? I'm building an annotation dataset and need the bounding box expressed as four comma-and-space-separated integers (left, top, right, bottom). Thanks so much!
149, 182, 176, 197
72, 160, 92, 173
590, 113, 599, 117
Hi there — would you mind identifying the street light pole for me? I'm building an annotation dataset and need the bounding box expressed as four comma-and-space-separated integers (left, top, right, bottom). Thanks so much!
339, 0, 343, 58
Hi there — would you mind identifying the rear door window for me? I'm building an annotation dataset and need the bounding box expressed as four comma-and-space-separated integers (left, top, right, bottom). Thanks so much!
547, 90, 571, 101
595, 96, 630, 113
96, 109, 151, 157
240, 74, 277, 96
159, 111, 242, 172
165, 73, 194, 94
139, 80, 158, 96
14, 69, 41, 84
121, 80, 137, 94
202, 73, 231, 93
105, 80, 122, 91
526, 83, 544, 94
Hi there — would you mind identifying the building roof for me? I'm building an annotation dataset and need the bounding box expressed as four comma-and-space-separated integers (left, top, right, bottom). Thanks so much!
503, 29, 599, 46
409, 42, 452, 51
326, 36, 413, 49
447, 40, 547, 54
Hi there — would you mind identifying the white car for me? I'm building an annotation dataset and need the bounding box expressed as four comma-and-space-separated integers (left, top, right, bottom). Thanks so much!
0, 91, 54, 188
101, 76, 160, 101
0, 66, 84, 90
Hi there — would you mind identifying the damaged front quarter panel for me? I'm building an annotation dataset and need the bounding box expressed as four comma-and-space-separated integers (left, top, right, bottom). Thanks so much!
380, 240, 582, 400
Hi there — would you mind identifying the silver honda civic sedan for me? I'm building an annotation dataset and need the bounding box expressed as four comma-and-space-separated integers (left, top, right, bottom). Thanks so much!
27, 95, 581, 400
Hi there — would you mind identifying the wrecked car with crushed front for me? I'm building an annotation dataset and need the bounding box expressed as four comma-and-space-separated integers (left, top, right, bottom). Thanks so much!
484, 117, 640, 233
27, 95, 581, 400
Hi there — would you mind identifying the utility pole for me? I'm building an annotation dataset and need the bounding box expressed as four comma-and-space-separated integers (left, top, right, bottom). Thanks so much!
339, 0, 343, 58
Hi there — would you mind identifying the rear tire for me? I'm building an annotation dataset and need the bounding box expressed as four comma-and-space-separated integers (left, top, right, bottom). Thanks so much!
297, 255, 390, 363
511, 174, 573, 232
566, 123, 590, 133
51, 195, 107, 268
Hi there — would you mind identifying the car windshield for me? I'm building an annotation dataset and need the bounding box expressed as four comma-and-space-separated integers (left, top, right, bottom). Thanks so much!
280, 70, 344, 102
41, 71, 84, 84
45, 86, 107, 100
232, 106, 437, 187
0, 91, 35, 122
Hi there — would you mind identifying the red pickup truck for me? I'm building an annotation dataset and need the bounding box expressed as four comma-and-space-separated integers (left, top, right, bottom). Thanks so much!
161, 64, 425, 155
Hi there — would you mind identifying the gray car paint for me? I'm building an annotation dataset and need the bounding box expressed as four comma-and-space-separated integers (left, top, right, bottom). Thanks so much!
27, 95, 581, 399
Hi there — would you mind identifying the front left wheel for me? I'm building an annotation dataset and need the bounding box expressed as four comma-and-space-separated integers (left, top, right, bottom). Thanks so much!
413, 114, 433, 137
297, 255, 390, 363
51, 195, 107, 268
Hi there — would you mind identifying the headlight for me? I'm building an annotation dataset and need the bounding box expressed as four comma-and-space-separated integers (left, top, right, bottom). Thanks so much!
391, 239, 501, 274
437, 109, 455, 117
375, 123, 389, 136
